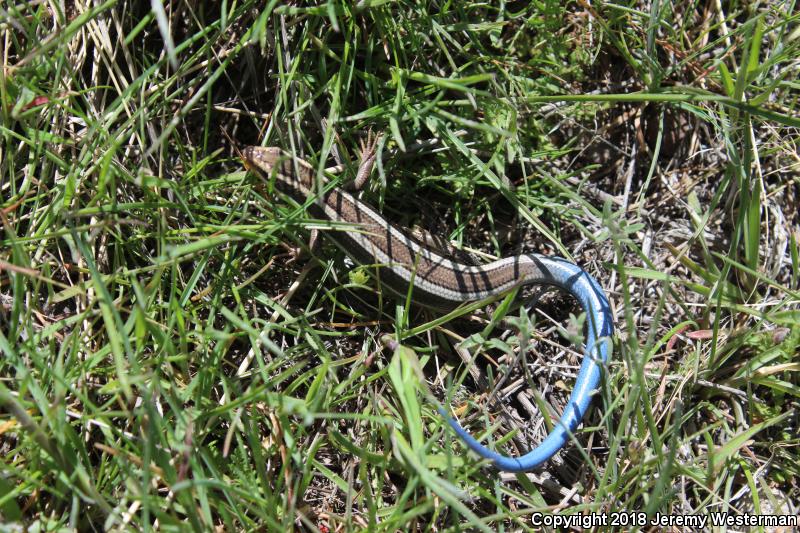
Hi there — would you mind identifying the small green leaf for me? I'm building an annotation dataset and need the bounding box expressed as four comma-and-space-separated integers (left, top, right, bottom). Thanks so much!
718, 62, 735, 97
348, 266, 370, 286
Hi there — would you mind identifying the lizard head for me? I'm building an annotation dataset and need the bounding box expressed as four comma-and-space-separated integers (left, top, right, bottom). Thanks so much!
241, 146, 315, 196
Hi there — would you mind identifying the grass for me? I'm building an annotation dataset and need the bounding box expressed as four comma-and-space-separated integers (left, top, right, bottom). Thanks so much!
1, 0, 799, 530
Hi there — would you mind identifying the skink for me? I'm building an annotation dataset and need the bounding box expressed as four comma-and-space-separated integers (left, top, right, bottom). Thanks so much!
242, 145, 614, 472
